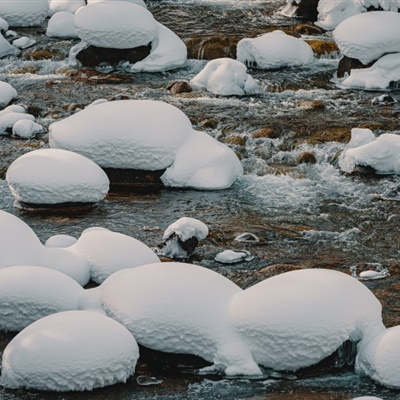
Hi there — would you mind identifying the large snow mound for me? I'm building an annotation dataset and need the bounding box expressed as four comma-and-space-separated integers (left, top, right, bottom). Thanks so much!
0, 311, 139, 391
74, 1, 157, 49
0, 0, 49, 27
75, 229, 160, 284
49, 100, 192, 170
161, 130, 243, 190
333, 12, 400, 65
47, 11, 78, 38
6, 148, 109, 205
230, 269, 384, 371
0, 81, 17, 108
0, 210, 90, 285
237, 30, 314, 70
356, 326, 400, 388
0, 266, 84, 332
100, 263, 261, 375
190, 58, 259, 96
48, 0, 85, 16
316, 0, 364, 30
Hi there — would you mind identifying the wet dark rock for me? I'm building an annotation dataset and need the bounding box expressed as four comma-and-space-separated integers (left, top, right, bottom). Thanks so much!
285, 0, 320, 22
103, 168, 165, 193
76, 43, 152, 69
224, 135, 247, 146
185, 36, 240, 60
66, 103, 84, 113
111, 94, 130, 101
15, 201, 97, 214
166, 80, 193, 94
298, 100, 325, 110
305, 39, 338, 57
252, 127, 279, 139
157, 233, 200, 259
198, 119, 218, 129
337, 55, 375, 79
298, 126, 351, 145
294, 24, 324, 35
297, 151, 317, 164
23, 49, 65, 61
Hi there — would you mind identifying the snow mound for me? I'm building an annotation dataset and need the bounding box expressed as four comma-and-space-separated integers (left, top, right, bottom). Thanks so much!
75, 229, 160, 284
0, 266, 84, 332
101, 263, 261, 375
47, 11, 78, 38
163, 217, 209, 242
237, 30, 314, 70
0, 112, 35, 133
74, 1, 157, 49
190, 58, 259, 96
87, 0, 146, 7
6, 148, 110, 205
12, 119, 43, 139
0, 33, 18, 58
0, 16, 8, 31
49, 100, 193, 170
45, 234, 77, 248
230, 269, 384, 371
0, 310, 139, 391
333, 12, 400, 65
0, 210, 90, 285
0, 81, 17, 108
316, 0, 364, 30
357, 326, 400, 388
0, 0, 49, 27
161, 130, 243, 190
48, 0, 85, 16
339, 133, 400, 174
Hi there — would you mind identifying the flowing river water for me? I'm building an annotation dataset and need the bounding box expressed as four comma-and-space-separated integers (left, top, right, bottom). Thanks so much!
0, 0, 400, 398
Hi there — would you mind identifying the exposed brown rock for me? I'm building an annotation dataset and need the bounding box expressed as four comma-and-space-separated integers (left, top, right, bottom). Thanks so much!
23, 49, 65, 61
298, 100, 325, 110
251, 127, 278, 139
294, 24, 324, 35
224, 135, 247, 146
337, 55, 375, 79
299, 127, 351, 145
166, 80, 193, 94
198, 119, 218, 129
184, 36, 240, 60
305, 39, 338, 57
297, 151, 317, 164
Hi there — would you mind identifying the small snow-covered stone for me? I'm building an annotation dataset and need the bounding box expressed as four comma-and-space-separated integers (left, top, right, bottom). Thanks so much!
0, 0, 49, 27
237, 30, 314, 69
45, 234, 77, 248
12, 36, 36, 49
74, 2, 157, 49
0, 81, 17, 108
0, 266, 84, 332
48, 0, 86, 16
163, 217, 209, 242
0, 104, 26, 115
46, 11, 78, 38
12, 119, 43, 139
0, 311, 139, 391
215, 250, 254, 264
234, 232, 260, 243
0, 112, 35, 134
6, 148, 110, 205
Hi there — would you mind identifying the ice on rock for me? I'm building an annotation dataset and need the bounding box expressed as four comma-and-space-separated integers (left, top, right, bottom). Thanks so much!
230, 269, 385, 371
6, 148, 110, 205
74, 1, 157, 49
0, 81, 17, 108
48, 0, 86, 16
49, 100, 192, 170
161, 130, 243, 190
0, 266, 84, 332
0, 0, 49, 27
100, 263, 261, 376
47, 11, 78, 38
45, 234, 77, 248
190, 58, 259, 96
356, 326, 400, 388
0, 311, 139, 391
237, 30, 313, 70
12, 119, 43, 139
75, 229, 160, 284
333, 12, 400, 65
0, 210, 90, 285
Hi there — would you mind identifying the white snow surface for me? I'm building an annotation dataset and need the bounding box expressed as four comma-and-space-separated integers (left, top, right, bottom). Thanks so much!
340, 53, 400, 90
0, 104, 26, 115
0, 112, 34, 133
48, 0, 85, 16
75, 229, 160, 284
12, 119, 43, 139
0, 210, 90, 285
126, 21, 187, 72
339, 133, 400, 174
12, 36, 36, 49
333, 12, 400, 64
214, 250, 253, 264
49, 100, 193, 170
161, 130, 243, 190
46, 11, 78, 38
0, 311, 139, 391
237, 30, 314, 70
356, 326, 400, 388
0, 81, 17, 108
190, 58, 259, 96
230, 269, 384, 371
0, 17, 8, 31
163, 217, 209, 241
6, 148, 110, 204
0, 33, 18, 58
100, 263, 261, 376
45, 234, 77, 248
74, 2, 157, 49
0, 266, 84, 332
0, 0, 49, 27
87, 0, 146, 7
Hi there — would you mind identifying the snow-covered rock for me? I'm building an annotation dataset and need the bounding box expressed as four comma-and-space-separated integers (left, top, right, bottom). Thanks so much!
190, 58, 259, 96
0, 33, 18, 58
214, 249, 254, 264
0, 0, 49, 27
0, 210, 90, 285
48, 0, 86, 16
0, 266, 84, 332
340, 53, 400, 90
49, 100, 192, 170
0, 81, 17, 107
339, 133, 400, 174
0, 311, 139, 391
6, 148, 110, 205
230, 269, 385, 371
0, 16, 8, 32
0, 112, 35, 134
333, 12, 400, 65
237, 30, 314, 70
0, 104, 26, 115
87, 0, 147, 7
75, 229, 160, 284
12, 36, 36, 49
46, 11, 78, 38
101, 262, 261, 375
161, 130, 243, 190
357, 326, 400, 388
45, 234, 77, 248
12, 119, 43, 139
74, 2, 157, 49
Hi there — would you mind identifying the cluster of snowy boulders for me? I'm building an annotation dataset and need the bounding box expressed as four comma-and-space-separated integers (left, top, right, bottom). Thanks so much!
0, 210, 400, 391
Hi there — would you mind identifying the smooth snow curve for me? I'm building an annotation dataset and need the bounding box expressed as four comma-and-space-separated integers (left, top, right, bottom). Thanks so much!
0, 0, 49, 27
